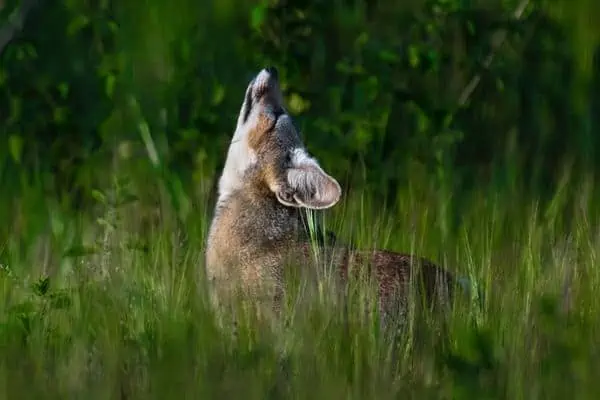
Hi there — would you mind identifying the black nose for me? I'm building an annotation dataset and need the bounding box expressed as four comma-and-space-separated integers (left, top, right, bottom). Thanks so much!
265, 66, 279, 81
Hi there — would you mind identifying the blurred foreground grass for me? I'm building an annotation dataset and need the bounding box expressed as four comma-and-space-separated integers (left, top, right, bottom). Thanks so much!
1, 158, 600, 399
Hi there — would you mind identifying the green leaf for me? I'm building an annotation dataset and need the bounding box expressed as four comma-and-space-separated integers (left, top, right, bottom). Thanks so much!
138, 120, 160, 167
408, 45, 420, 68
91, 189, 107, 204
58, 82, 69, 99
8, 134, 23, 164
355, 32, 369, 47
378, 50, 399, 63
212, 84, 226, 106
105, 74, 116, 98
496, 78, 505, 92
251, 4, 267, 31
32, 277, 50, 297
53, 107, 68, 123
67, 14, 90, 36
288, 93, 311, 114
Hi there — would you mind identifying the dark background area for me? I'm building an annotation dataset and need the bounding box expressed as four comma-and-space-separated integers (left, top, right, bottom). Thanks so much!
1, 0, 599, 216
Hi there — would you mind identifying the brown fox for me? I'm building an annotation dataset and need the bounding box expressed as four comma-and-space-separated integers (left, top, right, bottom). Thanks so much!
205, 67, 477, 327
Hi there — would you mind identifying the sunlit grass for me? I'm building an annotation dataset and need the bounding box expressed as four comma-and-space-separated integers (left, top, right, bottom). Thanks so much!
1, 162, 600, 399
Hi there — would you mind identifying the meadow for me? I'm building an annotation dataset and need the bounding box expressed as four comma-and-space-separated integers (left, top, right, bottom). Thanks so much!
1, 156, 599, 399
2, 0, 600, 398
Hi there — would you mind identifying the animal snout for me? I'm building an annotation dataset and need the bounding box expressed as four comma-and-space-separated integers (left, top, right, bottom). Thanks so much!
264, 66, 279, 81
252, 67, 280, 99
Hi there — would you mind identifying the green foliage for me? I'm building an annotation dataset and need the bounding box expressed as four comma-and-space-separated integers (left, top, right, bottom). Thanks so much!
1, 0, 600, 397
1, 166, 600, 397
1, 0, 598, 206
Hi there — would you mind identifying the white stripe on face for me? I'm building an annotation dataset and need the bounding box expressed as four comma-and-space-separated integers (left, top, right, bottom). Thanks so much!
217, 79, 260, 203
217, 68, 285, 205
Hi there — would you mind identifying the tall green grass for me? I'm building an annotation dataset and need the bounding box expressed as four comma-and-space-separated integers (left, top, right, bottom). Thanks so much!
1, 157, 600, 399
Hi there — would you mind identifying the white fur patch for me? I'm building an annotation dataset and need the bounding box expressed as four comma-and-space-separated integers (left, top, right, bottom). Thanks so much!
216, 68, 281, 206
217, 99, 259, 204
291, 148, 320, 169
253, 69, 271, 92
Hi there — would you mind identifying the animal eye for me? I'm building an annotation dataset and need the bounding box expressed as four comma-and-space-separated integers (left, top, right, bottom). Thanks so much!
284, 151, 293, 166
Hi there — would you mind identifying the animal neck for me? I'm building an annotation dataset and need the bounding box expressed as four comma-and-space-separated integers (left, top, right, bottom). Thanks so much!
216, 130, 257, 207
212, 165, 272, 215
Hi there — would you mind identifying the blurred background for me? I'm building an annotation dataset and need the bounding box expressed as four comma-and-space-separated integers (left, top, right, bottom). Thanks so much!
2, 0, 599, 215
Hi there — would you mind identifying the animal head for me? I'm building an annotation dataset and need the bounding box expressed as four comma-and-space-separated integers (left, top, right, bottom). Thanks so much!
217, 67, 342, 210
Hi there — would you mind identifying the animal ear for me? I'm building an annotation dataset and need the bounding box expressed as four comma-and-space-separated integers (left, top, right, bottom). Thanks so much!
276, 163, 342, 210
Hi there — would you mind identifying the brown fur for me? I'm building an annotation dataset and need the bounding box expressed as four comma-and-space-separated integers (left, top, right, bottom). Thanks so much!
205, 168, 304, 315
205, 67, 459, 327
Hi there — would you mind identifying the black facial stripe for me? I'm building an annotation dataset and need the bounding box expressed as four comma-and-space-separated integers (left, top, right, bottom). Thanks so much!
265, 66, 279, 81
272, 107, 284, 120
242, 81, 254, 123
284, 150, 293, 167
